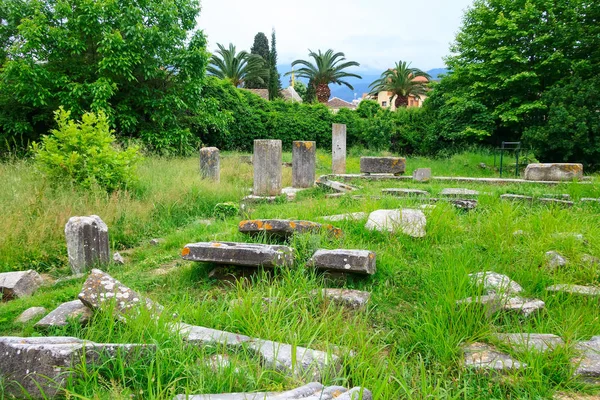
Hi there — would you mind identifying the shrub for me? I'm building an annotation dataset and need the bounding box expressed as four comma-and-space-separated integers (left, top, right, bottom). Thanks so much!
213, 202, 239, 219
32, 107, 142, 192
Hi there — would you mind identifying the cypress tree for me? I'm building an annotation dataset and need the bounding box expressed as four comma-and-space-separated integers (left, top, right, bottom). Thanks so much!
245, 32, 270, 89
268, 29, 282, 100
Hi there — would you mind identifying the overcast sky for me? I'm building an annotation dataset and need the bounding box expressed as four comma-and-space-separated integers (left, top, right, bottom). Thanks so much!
197, 0, 475, 73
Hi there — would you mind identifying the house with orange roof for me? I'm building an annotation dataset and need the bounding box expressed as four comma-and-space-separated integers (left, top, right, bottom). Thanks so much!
363, 75, 429, 111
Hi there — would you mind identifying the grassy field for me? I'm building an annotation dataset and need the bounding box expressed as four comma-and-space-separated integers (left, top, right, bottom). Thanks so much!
1, 150, 600, 399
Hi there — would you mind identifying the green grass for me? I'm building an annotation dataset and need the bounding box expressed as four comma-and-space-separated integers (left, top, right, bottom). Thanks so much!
1, 150, 599, 399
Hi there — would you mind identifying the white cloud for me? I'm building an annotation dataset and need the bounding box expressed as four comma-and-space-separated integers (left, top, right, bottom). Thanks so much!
197, 0, 474, 72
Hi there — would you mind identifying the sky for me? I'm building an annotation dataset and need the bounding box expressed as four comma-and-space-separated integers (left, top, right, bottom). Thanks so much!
196, 0, 475, 73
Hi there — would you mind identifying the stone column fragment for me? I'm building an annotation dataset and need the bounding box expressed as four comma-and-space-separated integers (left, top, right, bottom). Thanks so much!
253, 139, 282, 196
199, 147, 220, 182
65, 215, 110, 274
331, 124, 346, 174
292, 141, 316, 188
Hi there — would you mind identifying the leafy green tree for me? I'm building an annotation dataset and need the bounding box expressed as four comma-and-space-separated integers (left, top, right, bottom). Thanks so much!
268, 29, 282, 100
245, 32, 270, 89
0, 0, 209, 155
289, 49, 361, 103
305, 78, 317, 103
293, 81, 307, 102
369, 61, 430, 108
207, 43, 268, 88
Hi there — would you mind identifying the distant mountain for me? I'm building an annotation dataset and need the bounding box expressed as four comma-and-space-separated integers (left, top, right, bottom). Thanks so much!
427, 68, 450, 80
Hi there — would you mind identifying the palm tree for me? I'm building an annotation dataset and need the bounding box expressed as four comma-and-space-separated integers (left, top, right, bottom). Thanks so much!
369, 61, 431, 108
288, 49, 361, 103
207, 43, 268, 88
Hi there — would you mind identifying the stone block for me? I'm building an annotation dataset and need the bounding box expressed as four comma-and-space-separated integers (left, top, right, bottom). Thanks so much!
381, 188, 429, 197
501, 194, 533, 203
463, 342, 525, 371
16, 307, 47, 323
0, 270, 43, 301
316, 178, 357, 193
524, 163, 583, 181
440, 188, 479, 198
181, 242, 293, 268
65, 215, 110, 274
365, 209, 426, 238
292, 141, 316, 188
538, 198, 574, 207
332, 124, 346, 174
495, 333, 564, 352
546, 251, 568, 269
313, 288, 371, 309
309, 249, 376, 275
546, 284, 600, 296
35, 300, 92, 329
469, 272, 523, 295
200, 147, 220, 182
238, 219, 342, 238
574, 336, 600, 381
253, 139, 282, 196
413, 168, 431, 182
320, 212, 368, 222
360, 157, 406, 175
457, 293, 544, 317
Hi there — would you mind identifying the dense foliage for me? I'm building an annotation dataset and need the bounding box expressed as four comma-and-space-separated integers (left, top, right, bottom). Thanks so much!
268, 30, 282, 100
0, 0, 209, 156
429, 0, 600, 168
207, 43, 267, 88
369, 61, 430, 108
245, 32, 270, 89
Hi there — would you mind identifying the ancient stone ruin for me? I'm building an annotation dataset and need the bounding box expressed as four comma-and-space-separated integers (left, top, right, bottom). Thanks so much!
64, 215, 110, 274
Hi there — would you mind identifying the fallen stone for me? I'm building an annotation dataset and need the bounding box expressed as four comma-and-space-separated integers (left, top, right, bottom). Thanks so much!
574, 336, 600, 381
313, 288, 371, 309
0, 336, 150, 399
457, 294, 545, 317
65, 215, 110, 274
320, 212, 368, 222
181, 242, 294, 268
351, 195, 381, 201
0, 270, 44, 301
78, 269, 163, 320
364, 209, 426, 238
413, 168, 431, 182
150, 238, 165, 246
174, 382, 373, 400
462, 342, 525, 371
360, 157, 406, 175
495, 333, 564, 352
524, 163, 583, 182
546, 284, 600, 296
581, 198, 600, 204
238, 219, 342, 238
381, 188, 429, 197
174, 323, 341, 382
35, 300, 92, 329
16, 307, 47, 323
469, 272, 523, 295
440, 188, 479, 198
449, 199, 478, 210
309, 249, 376, 275
500, 194, 533, 203
581, 254, 600, 266
542, 193, 572, 200
316, 179, 357, 193
538, 198, 574, 207
325, 193, 345, 199
113, 252, 125, 265
546, 251, 568, 269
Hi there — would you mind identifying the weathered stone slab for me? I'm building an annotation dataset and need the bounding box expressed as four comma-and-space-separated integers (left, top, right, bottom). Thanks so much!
174, 323, 341, 382
364, 209, 426, 238
292, 141, 316, 188
325, 193, 345, 198
574, 336, 600, 380
463, 342, 525, 371
581, 254, 600, 266
16, 307, 47, 323
495, 333, 564, 352
546, 251, 568, 269
174, 382, 373, 400
113, 252, 125, 265
0, 270, 43, 301
316, 179, 357, 193
313, 289, 371, 309
0, 336, 150, 398
412, 168, 431, 182
538, 198, 574, 207
35, 300, 92, 329
542, 193, 572, 200
332, 124, 346, 174
309, 249, 376, 275
449, 199, 478, 210
320, 212, 368, 222
546, 284, 600, 296
581, 198, 600, 204
457, 294, 544, 317
200, 147, 220, 182
469, 272, 523, 295
181, 242, 293, 268
253, 139, 282, 196
360, 157, 406, 175
65, 215, 110, 274
440, 188, 479, 198
239, 219, 342, 238
78, 269, 162, 319
381, 188, 429, 197
501, 194, 533, 203
524, 163, 583, 181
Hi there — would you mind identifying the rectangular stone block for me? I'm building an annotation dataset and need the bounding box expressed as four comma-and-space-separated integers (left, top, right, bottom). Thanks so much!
524, 163, 583, 181
538, 198, 574, 207
309, 249, 376, 275
238, 219, 342, 239
360, 157, 406, 175
0, 270, 43, 300
35, 300, 92, 329
292, 141, 316, 188
65, 215, 110, 274
200, 147, 220, 182
181, 242, 294, 268
316, 179, 357, 193
382, 188, 429, 197
412, 168, 431, 182
253, 139, 282, 196
440, 188, 479, 198
332, 124, 346, 174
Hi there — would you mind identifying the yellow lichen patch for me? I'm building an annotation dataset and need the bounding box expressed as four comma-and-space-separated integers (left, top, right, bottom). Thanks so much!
295, 142, 301, 147
210, 243, 222, 247
304, 142, 314, 150
289, 221, 297, 228
263, 222, 273, 230
181, 247, 190, 256
369, 253, 375, 259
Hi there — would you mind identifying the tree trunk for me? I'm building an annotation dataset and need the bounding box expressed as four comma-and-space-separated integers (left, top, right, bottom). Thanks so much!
316, 84, 330, 103
394, 95, 409, 108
